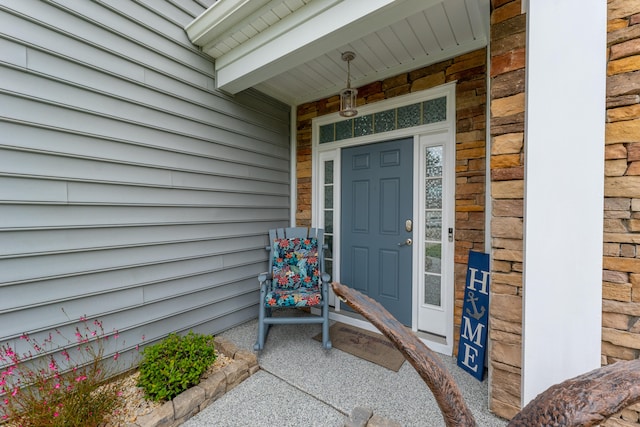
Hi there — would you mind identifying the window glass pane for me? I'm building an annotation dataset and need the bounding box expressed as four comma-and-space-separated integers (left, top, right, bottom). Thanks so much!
426, 146, 443, 177
424, 274, 441, 306
374, 109, 396, 133
325, 260, 333, 278
324, 234, 333, 258
324, 210, 333, 233
425, 178, 443, 209
423, 96, 447, 124
398, 103, 421, 129
336, 119, 353, 141
425, 243, 442, 274
422, 96, 447, 125
354, 114, 373, 137
324, 186, 333, 209
319, 124, 335, 143
324, 161, 334, 184
425, 211, 442, 240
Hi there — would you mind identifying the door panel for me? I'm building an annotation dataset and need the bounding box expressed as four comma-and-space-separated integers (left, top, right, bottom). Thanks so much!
352, 181, 369, 232
380, 178, 400, 232
379, 249, 399, 298
351, 246, 369, 292
340, 138, 413, 326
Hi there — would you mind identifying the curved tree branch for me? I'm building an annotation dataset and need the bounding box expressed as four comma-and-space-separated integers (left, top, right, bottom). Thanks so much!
508, 358, 640, 426
332, 281, 640, 427
331, 281, 477, 427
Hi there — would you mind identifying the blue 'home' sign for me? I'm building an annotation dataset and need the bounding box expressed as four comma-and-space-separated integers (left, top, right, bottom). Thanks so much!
457, 250, 490, 381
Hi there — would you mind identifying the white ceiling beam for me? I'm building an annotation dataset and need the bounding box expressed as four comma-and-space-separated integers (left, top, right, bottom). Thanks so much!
213, 0, 446, 94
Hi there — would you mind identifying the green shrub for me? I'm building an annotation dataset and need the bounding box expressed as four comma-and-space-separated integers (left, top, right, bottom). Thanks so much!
137, 332, 216, 402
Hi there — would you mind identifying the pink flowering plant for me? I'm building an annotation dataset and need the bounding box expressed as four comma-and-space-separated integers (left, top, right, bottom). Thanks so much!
0, 316, 129, 426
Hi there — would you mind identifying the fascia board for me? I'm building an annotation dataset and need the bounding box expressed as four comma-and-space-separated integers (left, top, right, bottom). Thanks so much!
216, 0, 446, 94
185, 0, 272, 48
209, 0, 344, 68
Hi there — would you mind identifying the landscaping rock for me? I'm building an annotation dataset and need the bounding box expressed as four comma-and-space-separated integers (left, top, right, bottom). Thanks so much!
234, 349, 259, 373
199, 370, 226, 401
136, 400, 174, 427
223, 359, 250, 391
345, 406, 373, 427
214, 336, 238, 358
367, 414, 402, 427
173, 386, 205, 420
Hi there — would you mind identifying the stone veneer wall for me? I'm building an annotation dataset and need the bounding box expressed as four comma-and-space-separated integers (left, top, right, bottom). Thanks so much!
602, 1, 640, 426
487, 0, 526, 420
488, 0, 640, 422
295, 49, 487, 352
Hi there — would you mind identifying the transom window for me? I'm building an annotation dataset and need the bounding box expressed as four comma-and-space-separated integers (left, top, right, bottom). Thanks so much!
319, 96, 447, 144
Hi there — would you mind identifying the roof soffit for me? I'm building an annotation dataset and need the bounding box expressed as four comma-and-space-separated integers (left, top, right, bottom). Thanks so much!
186, 0, 489, 105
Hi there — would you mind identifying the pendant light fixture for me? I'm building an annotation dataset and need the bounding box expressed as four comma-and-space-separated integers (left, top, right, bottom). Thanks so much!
339, 51, 358, 117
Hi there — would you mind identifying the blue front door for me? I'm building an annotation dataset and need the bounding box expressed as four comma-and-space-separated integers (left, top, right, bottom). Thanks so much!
340, 138, 413, 326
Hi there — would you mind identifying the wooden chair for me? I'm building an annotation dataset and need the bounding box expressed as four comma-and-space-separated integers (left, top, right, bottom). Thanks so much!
254, 227, 332, 351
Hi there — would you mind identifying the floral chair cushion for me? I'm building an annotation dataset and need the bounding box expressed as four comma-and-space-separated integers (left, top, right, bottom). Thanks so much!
265, 286, 322, 307
271, 237, 320, 290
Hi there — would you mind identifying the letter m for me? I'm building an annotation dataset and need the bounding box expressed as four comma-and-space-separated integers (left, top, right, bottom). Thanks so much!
461, 316, 485, 347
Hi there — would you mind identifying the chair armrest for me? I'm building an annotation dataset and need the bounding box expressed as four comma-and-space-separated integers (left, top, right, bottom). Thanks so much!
258, 271, 273, 286
258, 272, 272, 284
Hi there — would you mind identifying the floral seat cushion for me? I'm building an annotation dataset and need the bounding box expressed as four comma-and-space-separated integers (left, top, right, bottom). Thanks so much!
271, 237, 320, 289
265, 286, 322, 307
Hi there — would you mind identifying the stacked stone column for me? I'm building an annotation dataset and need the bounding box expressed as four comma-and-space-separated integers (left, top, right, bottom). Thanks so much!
602, 1, 640, 425
487, 0, 526, 419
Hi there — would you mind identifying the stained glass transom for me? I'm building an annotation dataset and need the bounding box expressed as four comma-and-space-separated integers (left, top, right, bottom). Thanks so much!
320, 124, 335, 144
318, 96, 447, 144
336, 119, 353, 141
423, 96, 447, 124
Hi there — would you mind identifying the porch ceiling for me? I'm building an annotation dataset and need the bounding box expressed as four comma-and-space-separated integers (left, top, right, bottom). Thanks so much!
186, 0, 490, 106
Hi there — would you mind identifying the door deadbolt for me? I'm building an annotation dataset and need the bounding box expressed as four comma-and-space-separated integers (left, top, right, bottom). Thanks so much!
405, 219, 413, 232
398, 238, 413, 247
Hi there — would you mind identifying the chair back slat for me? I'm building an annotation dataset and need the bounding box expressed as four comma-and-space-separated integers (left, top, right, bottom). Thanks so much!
272, 227, 316, 239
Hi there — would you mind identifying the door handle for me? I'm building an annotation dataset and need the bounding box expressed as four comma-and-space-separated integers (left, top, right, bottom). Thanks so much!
398, 238, 412, 246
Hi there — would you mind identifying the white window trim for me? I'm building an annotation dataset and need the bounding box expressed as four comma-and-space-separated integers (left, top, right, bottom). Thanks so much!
414, 129, 456, 355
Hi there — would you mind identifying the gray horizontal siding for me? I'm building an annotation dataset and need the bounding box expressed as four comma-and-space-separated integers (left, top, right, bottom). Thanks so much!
2, 249, 267, 312
0, 0, 289, 357
1, 222, 272, 256
0, 205, 288, 228
0, 147, 288, 184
